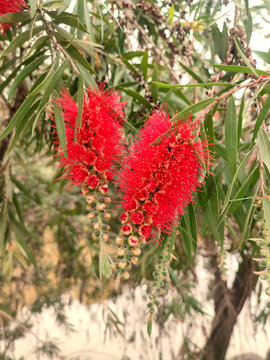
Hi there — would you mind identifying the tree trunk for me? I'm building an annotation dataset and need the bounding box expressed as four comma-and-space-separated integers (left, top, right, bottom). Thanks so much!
200, 254, 257, 360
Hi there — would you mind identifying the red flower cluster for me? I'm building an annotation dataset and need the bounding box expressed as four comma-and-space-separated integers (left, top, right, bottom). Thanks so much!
119, 110, 209, 241
0, 0, 27, 34
54, 84, 126, 190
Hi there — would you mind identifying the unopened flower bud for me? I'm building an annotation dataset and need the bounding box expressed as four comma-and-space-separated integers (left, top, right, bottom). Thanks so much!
128, 235, 139, 247
131, 256, 138, 265
104, 197, 111, 204
139, 236, 146, 244
81, 184, 89, 195
118, 260, 127, 269
131, 247, 141, 256
122, 271, 130, 280
111, 263, 117, 271
92, 233, 98, 240
117, 248, 126, 256
87, 212, 96, 220
105, 225, 111, 231
97, 203, 106, 212
102, 234, 109, 242
115, 236, 124, 245
86, 195, 96, 204
94, 222, 101, 231
104, 212, 111, 220
159, 289, 165, 295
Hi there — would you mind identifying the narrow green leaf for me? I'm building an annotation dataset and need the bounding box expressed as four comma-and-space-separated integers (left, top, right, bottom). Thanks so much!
53, 100, 67, 156
29, 0, 37, 18
10, 173, 40, 204
212, 25, 226, 61
31, 61, 67, 135
120, 88, 152, 109
147, 319, 152, 337
225, 96, 238, 175
234, 37, 258, 76
213, 64, 269, 75
0, 96, 38, 141
83, 0, 92, 37
25, 35, 50, 57
52, 13, 88, 33
75, 74, 84, 139
179, 61, 204, 84
122, 51, 144, 60
8, 55, 48, 101
239, 186, 259, 249
2, 26, 44, 57
99, 243, 112, 279
65, 45, 96, 74
171, 98, 215, 121
0, 10, 31, 23
150, 65, 158, 103
258, 128, 270, 174
123, 120, 139, 135
227, 166, 258, 214
121, 57, 139, 76
27, 67, 54, 98
12, 193, 24, 224
238, 92, 245, 144
152, 81, 232, 88
141, 51, 148, 80
244, 0, 252, 44
253, 95, 270, 141
43, 1, 66, 10
8, 100, 40, 152
262, 196, 270, 238
253, 50, 270, 65
168, 4, 174, 25
12, 224, 36, 266
220, 149, 253, 217
0, 208, 8, 255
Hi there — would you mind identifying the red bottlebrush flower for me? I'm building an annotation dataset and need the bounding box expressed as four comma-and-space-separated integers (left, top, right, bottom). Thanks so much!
87, 175, 100, 189
0, 0, 27, 34
54, 84, 125, 188
119, 109, 210, 240
139, 225, 152, 240
130, 210, 144, 225
119, 212, 129, 223
121, 224, 132, 236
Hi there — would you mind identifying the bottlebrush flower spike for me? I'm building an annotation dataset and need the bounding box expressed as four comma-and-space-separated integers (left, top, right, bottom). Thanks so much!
119, 109, 210, 242
54, 83, 126, 279
0, 0, 27, 34
54, 83, 125, 189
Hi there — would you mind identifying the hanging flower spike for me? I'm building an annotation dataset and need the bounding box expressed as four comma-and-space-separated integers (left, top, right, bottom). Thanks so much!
54, 83, 126, 278
0, 0, 27, 34
54, 83, 125, 188
115, 109, 210, 281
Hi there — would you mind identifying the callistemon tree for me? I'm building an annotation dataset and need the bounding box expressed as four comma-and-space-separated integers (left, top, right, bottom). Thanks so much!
1, 1, 270, 359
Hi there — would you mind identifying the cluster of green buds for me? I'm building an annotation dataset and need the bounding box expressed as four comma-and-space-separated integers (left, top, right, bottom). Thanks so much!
251, 196, 270, 296
81, 183, 113, 278
146, 237, 172, 334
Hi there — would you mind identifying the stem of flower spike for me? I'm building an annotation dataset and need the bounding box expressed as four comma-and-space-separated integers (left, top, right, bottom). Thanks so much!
82, 184, 112, 278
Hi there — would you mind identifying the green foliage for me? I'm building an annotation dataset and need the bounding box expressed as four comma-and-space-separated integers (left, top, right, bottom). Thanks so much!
0, 0, 270, 358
